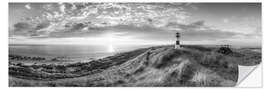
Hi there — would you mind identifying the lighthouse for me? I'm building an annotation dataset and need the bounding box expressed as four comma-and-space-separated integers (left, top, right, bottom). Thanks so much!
175, 32, 181, 49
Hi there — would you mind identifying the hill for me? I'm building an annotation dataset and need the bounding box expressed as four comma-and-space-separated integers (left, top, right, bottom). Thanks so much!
9, 45, 261, 87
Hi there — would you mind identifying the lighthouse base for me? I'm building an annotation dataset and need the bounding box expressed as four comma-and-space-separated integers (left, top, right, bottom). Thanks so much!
175, 45, 182, 49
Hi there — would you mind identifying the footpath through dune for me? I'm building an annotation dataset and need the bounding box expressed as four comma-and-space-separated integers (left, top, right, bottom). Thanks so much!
90, 46, 238, 86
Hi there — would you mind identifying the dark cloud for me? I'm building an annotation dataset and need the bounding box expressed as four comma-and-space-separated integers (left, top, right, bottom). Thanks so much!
12, 22, 50, 37
190, 20, 205, 27
12, 22, 35, 36
35, 22, 50, 30
73, 23, 87, 31
87, 26, 102, 31
13, 22, 32, 31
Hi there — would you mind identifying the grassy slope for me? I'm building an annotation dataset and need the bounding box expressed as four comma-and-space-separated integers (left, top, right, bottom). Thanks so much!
9, 45, 261, 87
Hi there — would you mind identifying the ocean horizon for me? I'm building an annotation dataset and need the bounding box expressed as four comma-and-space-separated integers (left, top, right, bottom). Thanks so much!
9, 44, 153, 58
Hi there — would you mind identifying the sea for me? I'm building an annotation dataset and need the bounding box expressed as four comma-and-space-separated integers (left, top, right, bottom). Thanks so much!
9, 44, 152, 59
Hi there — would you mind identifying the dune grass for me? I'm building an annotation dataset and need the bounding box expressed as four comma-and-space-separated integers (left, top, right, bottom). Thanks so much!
9, 45, 261, 87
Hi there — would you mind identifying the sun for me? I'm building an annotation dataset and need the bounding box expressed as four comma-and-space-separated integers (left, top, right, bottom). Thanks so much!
108, 44, 115, 53
107, 33, 116, 53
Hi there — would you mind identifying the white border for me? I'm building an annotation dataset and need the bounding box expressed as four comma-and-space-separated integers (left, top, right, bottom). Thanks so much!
2, 0, 269, 90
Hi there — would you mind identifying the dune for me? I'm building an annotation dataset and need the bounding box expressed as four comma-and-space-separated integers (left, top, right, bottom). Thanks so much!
9, 45, 261, 87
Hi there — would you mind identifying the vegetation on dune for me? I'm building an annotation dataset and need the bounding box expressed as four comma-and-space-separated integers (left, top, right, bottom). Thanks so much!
9, 47, 149, 80
9, 45, 261, 87
9, 55, 46, 61
150, 47, 238, 86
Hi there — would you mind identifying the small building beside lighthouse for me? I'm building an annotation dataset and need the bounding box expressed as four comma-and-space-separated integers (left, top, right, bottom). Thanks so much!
175, 32, 182, 49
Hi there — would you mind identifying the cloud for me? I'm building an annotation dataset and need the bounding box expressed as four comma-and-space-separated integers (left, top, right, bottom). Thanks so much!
164, 21, 240, 40
10, 3, 245, 42
30, 3, 188, 28
166, 20, 208, 31
10, 19, 246, 46
10, 3, 191, 38
12, 22, 52, 37
223, 18, 229, 23
182, 29, 238, 40
104, 22, 240, 42
59, 3, 66, 13
12, 22, 34, 36
67, 23, 88, 31
35, 22, 50, 30
13, 22, 32, 31
10, 19, 241, 42
25, 4, 31, 10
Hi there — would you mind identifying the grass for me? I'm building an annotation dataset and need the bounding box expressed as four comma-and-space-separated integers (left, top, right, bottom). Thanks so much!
9, 47, 149, 81
9, 45, 261, 87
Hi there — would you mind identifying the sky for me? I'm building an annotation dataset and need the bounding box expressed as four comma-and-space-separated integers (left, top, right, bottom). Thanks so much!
9, 3, 261, 47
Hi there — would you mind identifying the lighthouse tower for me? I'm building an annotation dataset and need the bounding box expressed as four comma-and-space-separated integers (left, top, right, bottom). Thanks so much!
175, 32, 181, 49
